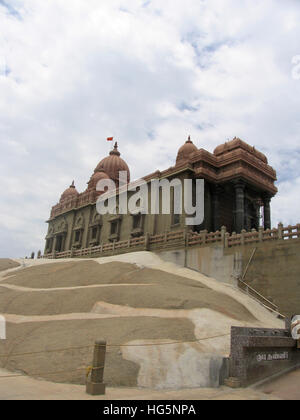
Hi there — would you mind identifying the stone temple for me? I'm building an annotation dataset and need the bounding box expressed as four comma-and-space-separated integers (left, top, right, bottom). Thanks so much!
44, 137, 277, 254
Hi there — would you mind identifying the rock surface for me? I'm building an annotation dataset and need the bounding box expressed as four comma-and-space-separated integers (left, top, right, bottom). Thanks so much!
0, 252, 284, 389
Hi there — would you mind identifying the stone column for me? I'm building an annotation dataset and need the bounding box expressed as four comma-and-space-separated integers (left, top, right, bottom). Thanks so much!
212, 185, 222, 232
234, 182, 245, 233
52, 236, 57, 253
263, 194, 272, 230
145, 232, 150, 251
255, 201, 261, 230
61, 233, 66, 252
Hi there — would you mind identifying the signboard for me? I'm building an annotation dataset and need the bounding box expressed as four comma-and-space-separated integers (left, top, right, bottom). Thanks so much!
226, 326, 300, 387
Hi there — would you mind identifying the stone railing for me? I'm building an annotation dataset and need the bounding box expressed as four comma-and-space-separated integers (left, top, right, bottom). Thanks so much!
44, 235, 147, 260
187, 223, 300, 249
43, 223, 300, 260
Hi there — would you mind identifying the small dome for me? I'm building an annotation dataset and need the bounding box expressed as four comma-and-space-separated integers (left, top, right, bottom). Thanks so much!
60, 181, 79, 202
95, 142, 130, 184
176, 136, 198, 165
87, 171, 110, 191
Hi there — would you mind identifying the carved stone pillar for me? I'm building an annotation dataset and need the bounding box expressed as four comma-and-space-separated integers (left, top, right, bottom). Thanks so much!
212, 185, 222, 232
234, 182, 245, 233
52, 236, 57, 253
255, 200, 261, 230
263, 194, 272, 230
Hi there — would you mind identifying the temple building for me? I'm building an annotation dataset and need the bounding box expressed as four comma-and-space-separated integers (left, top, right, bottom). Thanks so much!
44, 137, 277, 254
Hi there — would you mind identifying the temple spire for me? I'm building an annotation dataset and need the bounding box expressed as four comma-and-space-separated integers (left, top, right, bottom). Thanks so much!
109, 141, 121, 156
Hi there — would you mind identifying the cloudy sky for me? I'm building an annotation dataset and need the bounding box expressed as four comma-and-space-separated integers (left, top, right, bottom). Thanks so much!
0, 0, 300, 257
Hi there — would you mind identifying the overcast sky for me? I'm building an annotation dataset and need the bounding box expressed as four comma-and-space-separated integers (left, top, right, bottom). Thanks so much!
0, 0, 300, 257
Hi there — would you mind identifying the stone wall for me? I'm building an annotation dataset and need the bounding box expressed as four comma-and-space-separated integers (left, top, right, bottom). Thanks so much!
228, 239, 300, 318
184, 239, 300, 317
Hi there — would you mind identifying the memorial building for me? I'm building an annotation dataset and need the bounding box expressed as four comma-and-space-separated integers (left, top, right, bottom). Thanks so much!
44, 137, 277, 254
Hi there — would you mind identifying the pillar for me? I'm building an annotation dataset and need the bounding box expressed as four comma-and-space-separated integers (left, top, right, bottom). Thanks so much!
52, 236, 57, 253
263, 194, 272, 230
234, 182, 245, 233
255, 201, 261, 230
145, 232, 150, 251
212, 185, 222, 232
61, 233, 66, 252
86, 340, 106, 395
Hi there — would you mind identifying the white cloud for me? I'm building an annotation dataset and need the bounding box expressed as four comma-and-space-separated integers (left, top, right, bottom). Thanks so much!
0, 0, 300, 256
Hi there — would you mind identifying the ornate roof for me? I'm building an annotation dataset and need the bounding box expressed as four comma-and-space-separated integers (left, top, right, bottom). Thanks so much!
176, 136, 198, 165
94, 142, 130, 184
59, 181, 79, 203
87, 171, 110, 191
214, 137, 268, 164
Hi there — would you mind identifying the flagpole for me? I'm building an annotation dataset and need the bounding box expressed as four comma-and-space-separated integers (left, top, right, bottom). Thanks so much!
106, 137, 114, 153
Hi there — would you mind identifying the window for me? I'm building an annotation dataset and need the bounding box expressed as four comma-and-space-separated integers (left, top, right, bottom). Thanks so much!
91, 227, 98, 240
75, 230, 81, 242
56, 235, 63, 252
173, 213, 180, 225
133, 214, 141, 229
131, 214, 144, 237
108, 216, 122, 241
110, 221, 118, 235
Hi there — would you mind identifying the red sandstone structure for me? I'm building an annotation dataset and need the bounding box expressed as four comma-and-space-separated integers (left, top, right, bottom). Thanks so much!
45, 137, 277, 255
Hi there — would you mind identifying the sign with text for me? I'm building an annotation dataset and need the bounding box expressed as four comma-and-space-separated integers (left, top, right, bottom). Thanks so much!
256, 351, 289, 363
227, 326, 300, 387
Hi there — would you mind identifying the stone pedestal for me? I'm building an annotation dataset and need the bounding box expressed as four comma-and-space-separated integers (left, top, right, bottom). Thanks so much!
86, 340, 106, 396
86, 381, 106, 396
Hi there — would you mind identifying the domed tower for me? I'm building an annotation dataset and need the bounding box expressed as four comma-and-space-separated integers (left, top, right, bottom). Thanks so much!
59, 181, 79, 203
94, 142, 130, 186
86, 170, 111, 191
176, 136, 198, 165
